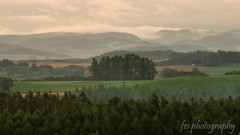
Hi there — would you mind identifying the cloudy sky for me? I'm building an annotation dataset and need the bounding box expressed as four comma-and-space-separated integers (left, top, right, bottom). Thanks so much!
0, 0, 239, 38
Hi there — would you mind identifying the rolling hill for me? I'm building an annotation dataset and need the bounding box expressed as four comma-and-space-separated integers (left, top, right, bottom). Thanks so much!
11, 75, 240, 93
167, 29, 240, 51
202, 63, 240, 76
0, 41, 71, 59
0, 29, 240, 59
170, 45, 211, 52
0, 32, 156, 58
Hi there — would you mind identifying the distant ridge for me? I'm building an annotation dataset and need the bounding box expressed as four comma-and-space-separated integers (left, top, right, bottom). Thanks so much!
88, 50, 174, 60
0, 30, 239, 59
0, 41, 71, 59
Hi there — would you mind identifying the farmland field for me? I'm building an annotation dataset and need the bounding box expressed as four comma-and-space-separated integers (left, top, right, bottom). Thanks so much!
202, 63, 240, 76
154, 58, 169, 62
11, 75, 240, 93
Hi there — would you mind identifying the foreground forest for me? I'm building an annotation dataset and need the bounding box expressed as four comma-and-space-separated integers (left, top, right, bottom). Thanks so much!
0, 87, 239, 135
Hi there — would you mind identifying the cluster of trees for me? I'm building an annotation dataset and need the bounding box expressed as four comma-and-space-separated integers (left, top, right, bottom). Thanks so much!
18, 62, 29, 67
1, 84, 240, 134
0, 77, 13, 91
160, 68, 208, 78
89, 54, 158, 80
156, 50, 240, 66
0, 59, 14, 68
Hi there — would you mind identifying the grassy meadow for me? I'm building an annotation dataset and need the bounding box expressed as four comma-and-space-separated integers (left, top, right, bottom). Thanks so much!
11, 75, 240, 93
202, 63, 240, 76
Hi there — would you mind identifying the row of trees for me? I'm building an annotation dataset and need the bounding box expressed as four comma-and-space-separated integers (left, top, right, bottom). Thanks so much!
6, 63, 85, 79
156, 50, 240, 66
1, 84, 240, 134
155, 50, 212, 66
224, 70, 240, 75
89, 54, 158, 80
22, 74, 88, 81
160, 68, 208, 78
207, 50, 240, 66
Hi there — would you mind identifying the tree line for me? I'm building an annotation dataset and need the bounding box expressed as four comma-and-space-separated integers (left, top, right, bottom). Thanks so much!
21, 74, 88, 81
89, 54, 158, 80
155, 50, 212, 66
160, 68, 209, 78
155, 50, 240, 66
3, 61, 85, 79
224, 70, 240, 75
90, 50, 174, 60
1, 84, 240, 134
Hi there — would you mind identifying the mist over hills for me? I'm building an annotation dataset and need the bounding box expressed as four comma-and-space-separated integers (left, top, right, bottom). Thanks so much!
152, 29, 219, 44
0, 28, 239, 59
152, 28, 240, 51
168, 32, 240, 51
0, 41, 71, 59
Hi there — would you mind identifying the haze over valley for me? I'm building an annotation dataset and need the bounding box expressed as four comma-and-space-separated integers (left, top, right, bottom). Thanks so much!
0, 28, 239, 59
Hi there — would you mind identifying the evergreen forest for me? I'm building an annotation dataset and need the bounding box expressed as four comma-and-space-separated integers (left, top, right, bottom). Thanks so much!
0, 83, 240, 135
89, 54, 158, 80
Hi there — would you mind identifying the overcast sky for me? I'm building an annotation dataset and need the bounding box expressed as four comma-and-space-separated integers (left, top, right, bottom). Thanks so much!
0, 0, 239, 38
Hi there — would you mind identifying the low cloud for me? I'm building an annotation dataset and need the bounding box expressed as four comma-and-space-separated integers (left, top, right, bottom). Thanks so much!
25, 23, 178, 39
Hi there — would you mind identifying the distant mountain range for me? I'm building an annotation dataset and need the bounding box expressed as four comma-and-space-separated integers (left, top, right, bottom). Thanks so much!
0, 28, 239, 59
154, 28, 240, 51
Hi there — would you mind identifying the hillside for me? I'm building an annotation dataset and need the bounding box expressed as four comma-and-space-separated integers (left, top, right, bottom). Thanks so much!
168, 30, 240, 51
11, 75, 240, 93
0, 30, 240, 59
152, 29, 215, 44
0, 41, 71, 59
0, 32, 149, 58
170, 45, 211, 52
202, 63, 240, 76
152, 29, 240, 51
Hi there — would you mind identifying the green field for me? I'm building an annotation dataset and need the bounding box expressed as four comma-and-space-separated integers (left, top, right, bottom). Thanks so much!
11, 75, 240, 93
202, 63, 240, 76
